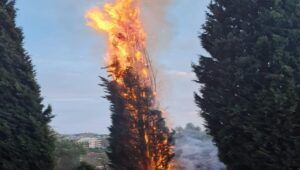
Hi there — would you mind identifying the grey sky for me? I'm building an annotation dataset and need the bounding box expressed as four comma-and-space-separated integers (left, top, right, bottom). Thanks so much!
16, 0, 210, 134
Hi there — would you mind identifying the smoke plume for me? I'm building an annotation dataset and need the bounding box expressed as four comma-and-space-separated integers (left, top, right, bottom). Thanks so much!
174, 123, 226, 170
139, 0, 174, 107
141, 0, 172, 53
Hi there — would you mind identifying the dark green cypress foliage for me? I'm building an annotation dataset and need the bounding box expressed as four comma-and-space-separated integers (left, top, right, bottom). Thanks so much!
0, 0, 54, 169
193, 0, 300, 169
101, 68, 174, 170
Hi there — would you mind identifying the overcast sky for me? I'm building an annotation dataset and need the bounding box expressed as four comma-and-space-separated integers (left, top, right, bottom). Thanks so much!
15, 0, 210, 134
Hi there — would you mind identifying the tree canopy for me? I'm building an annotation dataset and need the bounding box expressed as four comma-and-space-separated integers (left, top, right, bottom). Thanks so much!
0, 0, 54, 169
194, 0, 300, 169
102, 69, 174, 170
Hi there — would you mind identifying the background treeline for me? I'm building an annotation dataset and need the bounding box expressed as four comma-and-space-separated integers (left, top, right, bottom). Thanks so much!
54, 137, 86, 170
55, 123, 223, 170
53, 136, 104, 170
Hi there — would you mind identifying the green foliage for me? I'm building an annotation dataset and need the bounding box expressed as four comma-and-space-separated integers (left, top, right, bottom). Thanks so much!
0, 0, 55, 169
102, 69, 174, 169
194, 0, 300, 169
77, 162, 96, 170
54, 138, 86, 170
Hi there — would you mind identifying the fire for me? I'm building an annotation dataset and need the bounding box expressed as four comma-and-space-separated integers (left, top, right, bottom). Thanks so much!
86, 0, 152, 88
86, 0, 174, 170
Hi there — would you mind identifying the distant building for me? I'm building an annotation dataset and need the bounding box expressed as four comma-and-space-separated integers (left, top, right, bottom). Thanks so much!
77, 137, 102, 149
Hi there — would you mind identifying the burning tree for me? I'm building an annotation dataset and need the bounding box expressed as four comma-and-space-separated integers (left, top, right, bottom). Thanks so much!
85, 0, 174, 169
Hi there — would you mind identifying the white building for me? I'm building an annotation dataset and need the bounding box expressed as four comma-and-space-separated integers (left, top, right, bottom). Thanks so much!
77, 137, 102, 149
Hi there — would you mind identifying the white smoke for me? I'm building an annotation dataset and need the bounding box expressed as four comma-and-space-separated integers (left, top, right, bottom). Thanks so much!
141, 0, 172, 52
174, 123, 226, 170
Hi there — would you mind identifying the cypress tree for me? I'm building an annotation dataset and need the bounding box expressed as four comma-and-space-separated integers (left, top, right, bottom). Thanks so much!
85, 0, 174, 168
194, 0, 300, 169
0, 0, 54, 169
102, 69, 174, 170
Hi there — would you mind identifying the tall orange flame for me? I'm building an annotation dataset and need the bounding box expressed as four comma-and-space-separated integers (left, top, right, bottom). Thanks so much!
86, 0, 174, 169
86, 0, 155, 89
